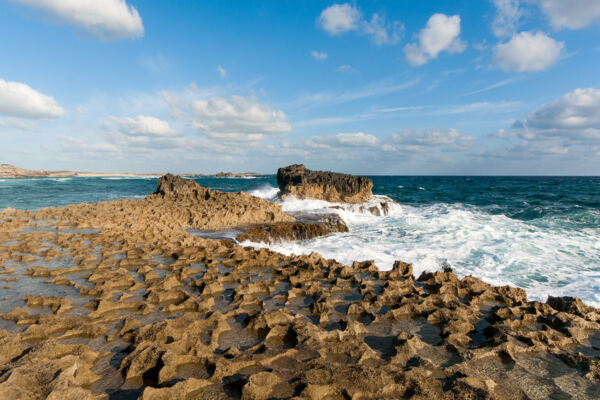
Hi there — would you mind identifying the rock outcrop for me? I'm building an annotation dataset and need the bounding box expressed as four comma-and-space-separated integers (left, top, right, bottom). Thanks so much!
277, 164, 373, 203
236, 213, 349, 243
146, 174, 295, 230
1, 174, 599, 398
0, 164, 49, 178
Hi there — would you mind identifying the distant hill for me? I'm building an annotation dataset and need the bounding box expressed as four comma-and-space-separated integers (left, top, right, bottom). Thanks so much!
0, 164, 49, 178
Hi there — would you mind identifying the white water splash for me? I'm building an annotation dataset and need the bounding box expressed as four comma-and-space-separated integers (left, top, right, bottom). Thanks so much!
244, 185, 600, 306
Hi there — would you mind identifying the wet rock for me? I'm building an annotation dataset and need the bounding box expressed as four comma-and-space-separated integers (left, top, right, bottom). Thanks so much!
236, 213, 349, 243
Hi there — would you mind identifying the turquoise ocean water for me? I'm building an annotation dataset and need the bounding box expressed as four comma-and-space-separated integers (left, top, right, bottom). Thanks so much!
1, 175, 599, 305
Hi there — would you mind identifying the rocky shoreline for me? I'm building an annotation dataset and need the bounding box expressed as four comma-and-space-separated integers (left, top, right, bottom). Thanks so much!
0, 172, 599, 399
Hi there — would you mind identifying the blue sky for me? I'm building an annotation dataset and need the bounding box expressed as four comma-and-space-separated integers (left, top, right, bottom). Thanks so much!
1, 0, 599, 175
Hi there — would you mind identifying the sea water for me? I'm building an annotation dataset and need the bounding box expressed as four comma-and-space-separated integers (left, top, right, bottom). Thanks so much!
1, 175, 599, 305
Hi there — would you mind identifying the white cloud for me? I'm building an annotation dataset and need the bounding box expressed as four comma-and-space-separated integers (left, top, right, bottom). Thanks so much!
318, 4, 402, 46
337, 64, 352, 73
311, 51, 328, 61
13, 0, 143, 39
404, 14, 466, 66
0, 78, 64, 119
390, 128, 473, 152
217, 66, 227, 78
310, 132, 380, 148
493, 31, 564, 72
59, 135, 120, 153
103, 115, 177, 137
526, 0, 600, 29
186, 95, 291, 142
492, 0, 523, 37
514, 88, 600, 139
0, 118, 33, 131
488, 88, 600, 162
318, 3, 361, 35
361, 13, 403, 46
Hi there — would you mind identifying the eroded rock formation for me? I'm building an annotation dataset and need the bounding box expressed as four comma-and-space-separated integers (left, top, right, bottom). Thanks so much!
0, 176, 599, 398
146, 173, 294, 230
236, 213, 349, 243
277, 164, 373, 203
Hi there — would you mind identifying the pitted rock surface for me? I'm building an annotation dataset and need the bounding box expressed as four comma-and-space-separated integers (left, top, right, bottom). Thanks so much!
0, 180, 599, 399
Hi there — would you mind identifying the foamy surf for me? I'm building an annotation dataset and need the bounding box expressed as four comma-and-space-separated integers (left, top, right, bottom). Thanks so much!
242, 184, 600, 307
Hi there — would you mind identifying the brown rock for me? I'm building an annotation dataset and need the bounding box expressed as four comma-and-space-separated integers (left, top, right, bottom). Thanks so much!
277, 164, 373, 203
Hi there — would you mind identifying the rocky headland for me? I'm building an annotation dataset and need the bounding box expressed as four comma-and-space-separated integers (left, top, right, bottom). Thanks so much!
277, 164, 373, 204
0, 172, 599, 399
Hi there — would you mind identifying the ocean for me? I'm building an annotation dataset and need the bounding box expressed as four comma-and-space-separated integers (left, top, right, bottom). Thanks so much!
1, 175, 599, 306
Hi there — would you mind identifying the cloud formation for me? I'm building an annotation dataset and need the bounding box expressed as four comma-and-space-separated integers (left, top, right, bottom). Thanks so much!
493, 31, 564, 72
492, 0, 523, 37
318, 3, 361, 35
526, 0, 600, 29
311, 51, 328, 61
389, 128, 473, 152
217, 66, 227, 78
514, 88, 600, 140
103, 115, 177, 137
310, 132, 381, 149
13, 0, 143, 39
318, 3, 402, 46
167, 95, 292, 143
361, 13, 403, 46
404, 14, 466, 66
0, 78, 64, 119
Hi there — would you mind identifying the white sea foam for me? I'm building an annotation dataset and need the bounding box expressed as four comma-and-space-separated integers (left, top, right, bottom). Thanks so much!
241, 185, 600, 306
249, 185, 279, 201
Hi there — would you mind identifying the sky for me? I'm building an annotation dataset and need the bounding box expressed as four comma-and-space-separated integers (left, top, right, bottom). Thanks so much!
0, 0, 600, 175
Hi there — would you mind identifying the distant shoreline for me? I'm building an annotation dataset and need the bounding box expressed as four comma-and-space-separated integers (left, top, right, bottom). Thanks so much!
0, 164, 260, 179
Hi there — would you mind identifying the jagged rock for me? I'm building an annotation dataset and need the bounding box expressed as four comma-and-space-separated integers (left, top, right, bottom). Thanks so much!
277, 164, 373, 203
2, 170, 600, 400
146, 174, 295, 230
236, 213, 348, 243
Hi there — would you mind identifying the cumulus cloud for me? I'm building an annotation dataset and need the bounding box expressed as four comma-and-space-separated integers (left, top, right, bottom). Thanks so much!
310, 132, 380, 149
311, 51, 328, 61
390, 128, 474, 152
514, 88, 600, 140
0, 78, 64, 119
318, 3, 402, 46
526, 0, 600, 29
217, 66, 227, 78
103, 115, 178, 137
168, 95, 292, 143
404, 14, 466, 66
492, 0, 523, 37
13, 0, 143, 39
493, 31, 564, 72
318, 3, 361, 35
